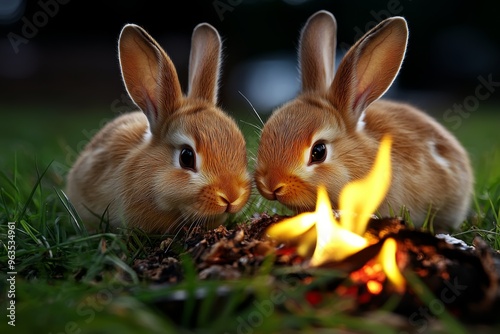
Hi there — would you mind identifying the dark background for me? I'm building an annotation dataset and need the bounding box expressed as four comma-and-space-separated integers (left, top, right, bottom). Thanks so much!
0, 0, 499, 120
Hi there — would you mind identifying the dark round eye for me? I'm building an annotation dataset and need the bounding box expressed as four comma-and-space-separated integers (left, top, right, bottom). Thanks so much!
310, 142, 327, 164
179, 147, 196, 170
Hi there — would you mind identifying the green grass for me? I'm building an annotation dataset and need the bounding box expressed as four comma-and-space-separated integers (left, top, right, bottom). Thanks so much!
443, 107, 500, 246
1, 103, 500, 333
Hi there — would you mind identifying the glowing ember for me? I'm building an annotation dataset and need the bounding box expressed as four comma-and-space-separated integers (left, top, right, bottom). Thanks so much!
267, 136, 405, 292
366, 280, 383, 295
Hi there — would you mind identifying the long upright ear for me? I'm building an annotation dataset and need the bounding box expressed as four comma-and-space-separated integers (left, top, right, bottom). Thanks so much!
187, 23, 221, 104
329, 17, 408, 128
119, 24, 183, 134
299, 10, 337, 92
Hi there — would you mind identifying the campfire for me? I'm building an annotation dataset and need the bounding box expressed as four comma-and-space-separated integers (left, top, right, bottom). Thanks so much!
261, 135, 499, 319
266, 135, 406, 294
133, 136, 500, 327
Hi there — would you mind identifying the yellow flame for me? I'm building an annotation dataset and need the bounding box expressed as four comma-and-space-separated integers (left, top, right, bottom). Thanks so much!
339, 136, 392, 236
310, 186, 367, 265
266, 210, 317, 257
266, 186, 368, 265
378, 238, 405, 292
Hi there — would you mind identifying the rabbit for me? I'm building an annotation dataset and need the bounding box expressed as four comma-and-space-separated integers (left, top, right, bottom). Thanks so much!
66, 22, 251, 233
254, 10, 474, 232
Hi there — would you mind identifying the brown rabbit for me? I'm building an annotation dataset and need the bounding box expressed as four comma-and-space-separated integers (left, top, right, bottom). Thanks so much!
254, 10, 473, 232
66, 23, 251, 233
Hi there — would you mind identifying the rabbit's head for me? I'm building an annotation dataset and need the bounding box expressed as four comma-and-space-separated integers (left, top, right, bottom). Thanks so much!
118, 23, 251, 231
255, 11, 408, 212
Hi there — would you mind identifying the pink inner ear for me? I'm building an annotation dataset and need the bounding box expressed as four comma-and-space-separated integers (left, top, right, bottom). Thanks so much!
143, 90, 158, 123
353, 87, 371, 116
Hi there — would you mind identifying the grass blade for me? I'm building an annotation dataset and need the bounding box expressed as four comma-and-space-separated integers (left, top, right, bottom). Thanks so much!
54, 188, 88, 237
16, 161, 52, 223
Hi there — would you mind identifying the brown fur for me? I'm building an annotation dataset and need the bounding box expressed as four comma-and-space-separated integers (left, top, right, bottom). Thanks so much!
66, 23, 251, 233
255, 11, 473, 232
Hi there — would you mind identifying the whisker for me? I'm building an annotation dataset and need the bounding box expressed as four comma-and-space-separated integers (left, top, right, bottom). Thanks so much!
171, 218, 187, 236
164, 215, 190, 253
240, 120, 263, 132
186, 216, 200, 237
238, 90, 264, 127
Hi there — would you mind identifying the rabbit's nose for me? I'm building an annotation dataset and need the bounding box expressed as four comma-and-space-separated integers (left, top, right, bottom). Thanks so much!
272, 183, 286, 199
254, 177, 278, 201
216, 189, 248, 213
217, 193, 231, 209
258, 182, 286, 202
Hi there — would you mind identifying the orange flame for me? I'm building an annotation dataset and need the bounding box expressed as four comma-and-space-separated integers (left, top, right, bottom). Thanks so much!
267, 135, 405, 292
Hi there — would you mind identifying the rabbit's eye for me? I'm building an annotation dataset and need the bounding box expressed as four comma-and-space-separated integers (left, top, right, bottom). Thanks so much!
310, 142, 327, 164
179, 147, 196, 171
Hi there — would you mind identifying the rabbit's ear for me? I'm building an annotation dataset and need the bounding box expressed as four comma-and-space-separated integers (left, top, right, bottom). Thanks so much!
329, 17, 408, 127
187, 23, 221, 104
299, 10, 337, 92
119, 24, 182, 134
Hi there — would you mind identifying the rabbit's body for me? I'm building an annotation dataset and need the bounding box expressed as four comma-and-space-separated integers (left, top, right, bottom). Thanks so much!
67, 112, 147, 228
67, 23, 251, 233
255, 11, 473, 232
